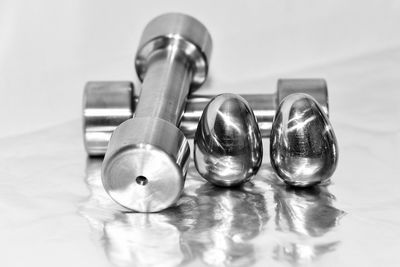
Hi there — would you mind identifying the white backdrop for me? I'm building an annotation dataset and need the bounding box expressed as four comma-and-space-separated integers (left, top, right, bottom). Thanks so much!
1, 0, 400, 137
1, 2, 400, 266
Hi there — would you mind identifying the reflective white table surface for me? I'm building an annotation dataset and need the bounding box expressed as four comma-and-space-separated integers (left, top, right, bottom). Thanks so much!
1, 48, 400, 267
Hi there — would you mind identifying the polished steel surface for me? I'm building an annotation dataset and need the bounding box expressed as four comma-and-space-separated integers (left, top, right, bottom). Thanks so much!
277, 79, 329, 115
194, 94, 263, 186
84, 156, 345, 266
183, 93, 276, 139
83, 81, 134, 156
102, 13, 212, 212
102, 118, 190, 212
135, 13, 212, 88
83, 159, 346, 266
134, 44, 193, 124
83, 79, 328, 155
270, 93, 338, 186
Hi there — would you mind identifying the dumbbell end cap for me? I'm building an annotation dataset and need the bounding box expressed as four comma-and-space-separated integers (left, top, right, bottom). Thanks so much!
102, 145, 185, 212
82, 81, 134, 156
101, 117, 190, 212
277, 79, 329, 116
136, 13, 212, 87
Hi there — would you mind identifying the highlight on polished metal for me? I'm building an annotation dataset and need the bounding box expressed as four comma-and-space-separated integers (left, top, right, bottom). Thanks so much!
82, 79, 329, 156
270, 93, 338, 187
102, 13, 212, 212
194, 93, 263, 186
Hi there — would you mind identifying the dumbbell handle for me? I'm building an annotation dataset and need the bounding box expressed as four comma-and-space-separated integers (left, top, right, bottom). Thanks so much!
134, 46, 193, 125
183, 94, 275, 138
138, 80, 328, 138
132, 93, 276, 138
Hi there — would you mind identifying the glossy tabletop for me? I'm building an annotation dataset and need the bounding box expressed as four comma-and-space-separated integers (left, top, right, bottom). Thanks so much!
1, 47, 400, 266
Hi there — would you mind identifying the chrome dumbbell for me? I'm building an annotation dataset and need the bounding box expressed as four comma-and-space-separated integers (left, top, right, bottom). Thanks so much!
101, 13, 212, 212
83, 79, 329, 156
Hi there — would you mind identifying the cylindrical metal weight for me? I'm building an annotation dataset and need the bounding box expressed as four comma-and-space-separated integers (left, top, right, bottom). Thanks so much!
83, 79, 328, 156
83, 81, 134, 156
101, 13, 212, 212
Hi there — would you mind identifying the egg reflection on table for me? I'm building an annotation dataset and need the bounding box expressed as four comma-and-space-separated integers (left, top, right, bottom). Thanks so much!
272, 181, 345, 264
80, 159, 270, 267
80, 159, 345, 266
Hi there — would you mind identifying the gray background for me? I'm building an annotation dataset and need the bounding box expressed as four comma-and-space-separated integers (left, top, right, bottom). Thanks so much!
1, 0, 399, 137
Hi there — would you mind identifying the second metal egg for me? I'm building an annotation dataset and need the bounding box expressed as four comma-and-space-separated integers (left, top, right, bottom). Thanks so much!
270, 93, 338, 187
194, 93, 263, 187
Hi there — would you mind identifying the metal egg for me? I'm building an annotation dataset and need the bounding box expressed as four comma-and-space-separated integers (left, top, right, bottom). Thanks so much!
270, 93, 338, 187
194, 93, 263, 187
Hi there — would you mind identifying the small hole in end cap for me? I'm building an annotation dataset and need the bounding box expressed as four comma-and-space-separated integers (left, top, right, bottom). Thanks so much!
136, 175, 148, 186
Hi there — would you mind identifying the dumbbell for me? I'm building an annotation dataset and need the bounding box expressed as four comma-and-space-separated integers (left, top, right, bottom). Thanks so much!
83, 79, 329, 156
101, 13, 212, 212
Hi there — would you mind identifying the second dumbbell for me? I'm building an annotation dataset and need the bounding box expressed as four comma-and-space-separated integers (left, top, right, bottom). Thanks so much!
83, 79, 329, 156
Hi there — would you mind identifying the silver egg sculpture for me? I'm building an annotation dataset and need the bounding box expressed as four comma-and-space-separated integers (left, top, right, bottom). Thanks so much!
194, 93, 263, 187
270, 93, 338, 187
